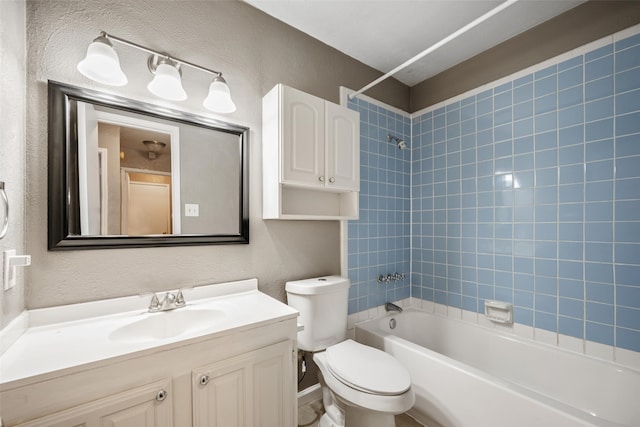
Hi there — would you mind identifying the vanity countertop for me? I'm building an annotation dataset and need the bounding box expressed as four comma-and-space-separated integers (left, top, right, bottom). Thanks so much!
0, 279, 298, 390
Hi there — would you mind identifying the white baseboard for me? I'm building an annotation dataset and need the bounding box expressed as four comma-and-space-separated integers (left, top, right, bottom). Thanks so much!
297, 383, 322, 407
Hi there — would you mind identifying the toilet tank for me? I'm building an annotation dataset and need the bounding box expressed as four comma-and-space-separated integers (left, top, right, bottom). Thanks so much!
285, 276, 349, 352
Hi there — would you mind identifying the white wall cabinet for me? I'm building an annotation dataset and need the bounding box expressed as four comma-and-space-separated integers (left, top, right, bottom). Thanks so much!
263, 84, 360, 220
1, 322, 297, 427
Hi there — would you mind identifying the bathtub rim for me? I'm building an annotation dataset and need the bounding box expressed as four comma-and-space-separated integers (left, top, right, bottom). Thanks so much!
356, 307, 640, 376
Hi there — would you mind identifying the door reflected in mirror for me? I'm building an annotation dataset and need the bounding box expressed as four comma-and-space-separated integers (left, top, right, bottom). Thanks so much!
79, 102, 179, 236
49, 81, 249, 250
121, 171, 172, 235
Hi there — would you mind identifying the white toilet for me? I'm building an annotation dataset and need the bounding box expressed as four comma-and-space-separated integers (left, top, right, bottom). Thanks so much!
286, 276, 415, 427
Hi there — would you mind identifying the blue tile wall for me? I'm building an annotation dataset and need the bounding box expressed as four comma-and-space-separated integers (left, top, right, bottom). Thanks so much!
347, 97, 411, 315
412, 33, 640, 352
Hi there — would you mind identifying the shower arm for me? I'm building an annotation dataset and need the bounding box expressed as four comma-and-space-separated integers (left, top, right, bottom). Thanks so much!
348, 0, 519, 100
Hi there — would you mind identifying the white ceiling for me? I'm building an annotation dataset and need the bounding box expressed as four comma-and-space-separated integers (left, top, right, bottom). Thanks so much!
244, 0, 585, 87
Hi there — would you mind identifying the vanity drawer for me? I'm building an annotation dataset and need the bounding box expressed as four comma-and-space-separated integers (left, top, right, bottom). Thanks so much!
11, 379, 172, 427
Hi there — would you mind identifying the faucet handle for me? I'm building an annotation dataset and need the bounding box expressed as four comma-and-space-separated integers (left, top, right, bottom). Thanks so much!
175, 285, 193, 307
175, 290, 186, 307
149, 293, 161, 311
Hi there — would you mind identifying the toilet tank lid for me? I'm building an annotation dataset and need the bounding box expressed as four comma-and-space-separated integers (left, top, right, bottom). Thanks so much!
285, 276, 350, 295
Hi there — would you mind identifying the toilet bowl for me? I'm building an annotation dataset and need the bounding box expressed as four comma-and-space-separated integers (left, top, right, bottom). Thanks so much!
285, 276, 415, 427
314, 340, 415, 427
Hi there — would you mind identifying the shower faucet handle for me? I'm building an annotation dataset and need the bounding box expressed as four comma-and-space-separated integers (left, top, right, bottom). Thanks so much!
377, 272, 406, 284
392, 272, 406, 281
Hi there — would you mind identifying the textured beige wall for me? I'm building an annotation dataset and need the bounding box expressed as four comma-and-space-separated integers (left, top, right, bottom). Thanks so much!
0, 0, 26, 329
23, 0, 408, 311
410, 0, 640, 112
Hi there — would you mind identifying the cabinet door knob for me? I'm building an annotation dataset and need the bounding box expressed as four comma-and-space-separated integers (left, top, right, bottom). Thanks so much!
329, 177, 335, 183
318, 176, 325, 182
156, 389, 168, 401
199, 375, 210, 386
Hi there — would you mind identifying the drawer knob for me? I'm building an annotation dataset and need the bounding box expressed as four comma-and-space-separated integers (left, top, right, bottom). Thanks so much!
199, 375, 210, 386
156, 389, 168, 402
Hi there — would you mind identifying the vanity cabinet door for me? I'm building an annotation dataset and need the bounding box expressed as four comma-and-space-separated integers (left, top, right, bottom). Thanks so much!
192, 340, 295, 427
13, 379, 172, 427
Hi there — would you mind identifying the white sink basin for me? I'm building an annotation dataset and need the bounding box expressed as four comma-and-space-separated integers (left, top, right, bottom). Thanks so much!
109, 308, 226, 342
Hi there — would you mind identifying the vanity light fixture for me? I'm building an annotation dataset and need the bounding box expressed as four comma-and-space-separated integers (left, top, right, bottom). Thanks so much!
77, 31, 236, 113
203, 75, 236, 114
147, 56, 187, 101
77, 35, 128, 86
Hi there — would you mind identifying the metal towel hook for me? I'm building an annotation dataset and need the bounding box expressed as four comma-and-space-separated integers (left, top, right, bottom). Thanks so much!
0, 182, 8, 240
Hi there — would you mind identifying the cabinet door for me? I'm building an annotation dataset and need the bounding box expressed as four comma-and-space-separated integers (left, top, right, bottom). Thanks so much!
325, 102, 360, 191
281, 86, 326, 187
192, 340, 294, 427
14, 379, 172, 427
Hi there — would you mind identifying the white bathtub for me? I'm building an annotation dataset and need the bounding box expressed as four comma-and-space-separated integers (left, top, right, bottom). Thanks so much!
355, 308, 640, 427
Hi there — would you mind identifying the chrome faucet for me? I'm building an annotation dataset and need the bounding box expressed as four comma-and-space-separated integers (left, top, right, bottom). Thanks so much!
385, 302, 403, 313
148, 289, 187, 312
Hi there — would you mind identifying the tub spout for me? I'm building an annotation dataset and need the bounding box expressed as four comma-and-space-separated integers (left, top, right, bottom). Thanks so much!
385, 302, 403, 313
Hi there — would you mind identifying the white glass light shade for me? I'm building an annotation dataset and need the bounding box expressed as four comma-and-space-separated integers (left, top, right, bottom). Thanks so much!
203, 76, 236, 113
147, 63, 187, 101
77, 37, 128, 86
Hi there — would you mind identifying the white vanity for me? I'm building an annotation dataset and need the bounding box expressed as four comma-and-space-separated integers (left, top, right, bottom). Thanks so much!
0, 279, 298, 427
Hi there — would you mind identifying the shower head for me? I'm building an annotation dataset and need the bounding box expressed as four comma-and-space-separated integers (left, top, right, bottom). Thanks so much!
387, 134, 408, 150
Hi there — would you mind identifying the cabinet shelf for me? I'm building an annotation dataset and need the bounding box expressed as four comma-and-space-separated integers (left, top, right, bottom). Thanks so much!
264, 185, 358, 220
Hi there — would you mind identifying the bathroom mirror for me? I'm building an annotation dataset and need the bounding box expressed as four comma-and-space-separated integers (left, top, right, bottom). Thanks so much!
48, 81, 249, 250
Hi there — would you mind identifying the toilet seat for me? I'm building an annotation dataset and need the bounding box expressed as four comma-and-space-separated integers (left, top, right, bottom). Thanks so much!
313, 342, 415, 416
325, 340, 411, 396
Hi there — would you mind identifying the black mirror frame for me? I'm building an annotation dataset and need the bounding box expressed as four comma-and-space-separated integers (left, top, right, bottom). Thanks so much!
48, 81, 249, 250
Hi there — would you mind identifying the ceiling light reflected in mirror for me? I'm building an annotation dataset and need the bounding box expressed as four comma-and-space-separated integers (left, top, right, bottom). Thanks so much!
142, 140, 167, 159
